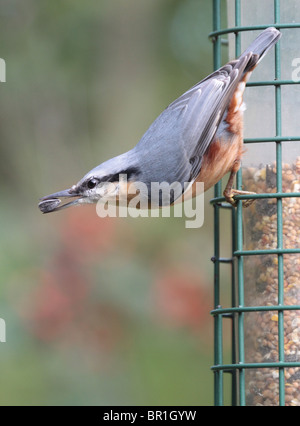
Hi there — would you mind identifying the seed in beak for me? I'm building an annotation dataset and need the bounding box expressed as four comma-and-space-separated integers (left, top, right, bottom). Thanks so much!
38, 198, 61, 214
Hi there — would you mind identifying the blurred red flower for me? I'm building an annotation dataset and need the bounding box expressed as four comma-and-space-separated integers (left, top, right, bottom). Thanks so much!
153, 268, 211, 332
60, 207, 117, 259
22, 251, 89, 341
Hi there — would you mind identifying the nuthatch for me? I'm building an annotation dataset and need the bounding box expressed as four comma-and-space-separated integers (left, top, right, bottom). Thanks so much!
39, 28, 281, 214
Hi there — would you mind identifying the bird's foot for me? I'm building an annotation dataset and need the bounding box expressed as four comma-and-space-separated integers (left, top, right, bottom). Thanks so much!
223, 188, 256, 208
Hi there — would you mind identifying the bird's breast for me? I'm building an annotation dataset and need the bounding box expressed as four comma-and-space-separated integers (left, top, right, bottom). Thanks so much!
195, 134, 244, 193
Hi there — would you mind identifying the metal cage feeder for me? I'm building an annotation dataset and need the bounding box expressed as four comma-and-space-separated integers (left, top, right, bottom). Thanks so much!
210, 0, 300, 406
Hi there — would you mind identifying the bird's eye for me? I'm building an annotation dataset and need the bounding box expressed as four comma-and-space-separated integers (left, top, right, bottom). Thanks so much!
87, 178, 98, 189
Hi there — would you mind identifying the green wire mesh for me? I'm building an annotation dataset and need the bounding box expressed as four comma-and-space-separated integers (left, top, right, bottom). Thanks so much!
210, 0, 300, 406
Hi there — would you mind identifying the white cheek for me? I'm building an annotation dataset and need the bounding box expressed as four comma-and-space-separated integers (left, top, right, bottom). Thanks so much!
95, 183, 119, 198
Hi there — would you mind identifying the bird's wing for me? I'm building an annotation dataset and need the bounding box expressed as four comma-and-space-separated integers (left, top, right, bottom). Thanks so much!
170, 56, 251, 181
135, 54, 251, 185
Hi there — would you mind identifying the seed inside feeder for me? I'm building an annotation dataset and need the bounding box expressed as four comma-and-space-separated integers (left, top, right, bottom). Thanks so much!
243, 157, 300, 406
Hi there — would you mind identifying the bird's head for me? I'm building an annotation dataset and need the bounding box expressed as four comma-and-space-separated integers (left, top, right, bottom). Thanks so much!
38, 152, 140, 213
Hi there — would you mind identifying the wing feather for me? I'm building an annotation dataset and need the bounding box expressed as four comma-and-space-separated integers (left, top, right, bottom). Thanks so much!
134, 54, 251, 185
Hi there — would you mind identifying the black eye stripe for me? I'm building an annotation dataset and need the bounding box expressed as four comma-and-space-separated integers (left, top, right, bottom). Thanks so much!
86, 168, 140, 188
106, 168, 140, 182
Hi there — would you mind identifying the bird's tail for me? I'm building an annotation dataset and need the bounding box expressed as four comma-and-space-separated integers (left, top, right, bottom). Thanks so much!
239, 27, 281, 73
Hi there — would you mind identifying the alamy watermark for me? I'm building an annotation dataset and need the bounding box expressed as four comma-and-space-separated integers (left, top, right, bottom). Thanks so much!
0, 58, 6, 82
95, 176, 205, 229
0, 318, 6, 343
0, 58, 5, 342
292, 58, 300, 82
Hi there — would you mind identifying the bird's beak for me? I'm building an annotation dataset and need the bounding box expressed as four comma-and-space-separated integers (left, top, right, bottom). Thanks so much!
38, 187, 85, 214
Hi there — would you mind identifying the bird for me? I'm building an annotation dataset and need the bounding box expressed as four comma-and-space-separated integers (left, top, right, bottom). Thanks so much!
39, 27, 281, 214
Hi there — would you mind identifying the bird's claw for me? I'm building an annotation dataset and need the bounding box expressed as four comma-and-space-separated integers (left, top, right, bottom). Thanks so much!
223, 189, 256, 208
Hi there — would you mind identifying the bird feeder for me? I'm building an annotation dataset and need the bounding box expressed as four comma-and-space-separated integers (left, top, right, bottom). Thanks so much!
211, 0, 300, 406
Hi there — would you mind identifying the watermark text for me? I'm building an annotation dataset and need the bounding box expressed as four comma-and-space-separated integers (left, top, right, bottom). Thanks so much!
0, 318, 6, 343
95, 177, 205, 229
292, 58, 300, 82
0, 58, 6, 82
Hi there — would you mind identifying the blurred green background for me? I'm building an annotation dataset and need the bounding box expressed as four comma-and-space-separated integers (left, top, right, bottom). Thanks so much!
0, 0, 232, 406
